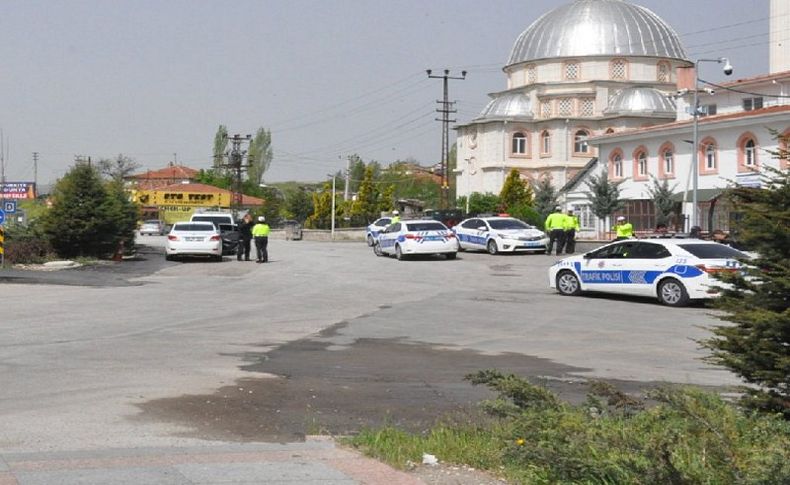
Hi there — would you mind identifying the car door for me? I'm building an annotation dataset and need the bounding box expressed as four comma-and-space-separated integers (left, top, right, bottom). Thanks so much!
578, 241, 640, 294
455, 219, 481, 249
624, 242, 675, 296
371, 218, 391, 238
378, 223, 401, 254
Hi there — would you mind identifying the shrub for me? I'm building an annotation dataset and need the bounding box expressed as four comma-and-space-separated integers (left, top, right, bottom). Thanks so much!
3, 224, 53, 264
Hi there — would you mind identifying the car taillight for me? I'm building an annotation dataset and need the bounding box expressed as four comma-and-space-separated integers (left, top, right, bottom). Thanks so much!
167, 235, 178, 241
404, 234, 418, 239
210, 235, 221, 241
696, 264, 737, 274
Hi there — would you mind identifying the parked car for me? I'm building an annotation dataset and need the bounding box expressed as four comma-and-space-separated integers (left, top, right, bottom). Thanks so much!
165, 221, 223, 261
373, 220, 457, 260
366, 217, 392, 246
548, 239, 748, 306
453, 216, 548, 254
139, 219, 165, 236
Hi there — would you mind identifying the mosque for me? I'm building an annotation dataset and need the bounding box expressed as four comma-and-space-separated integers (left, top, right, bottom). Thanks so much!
455, 0, 790, 236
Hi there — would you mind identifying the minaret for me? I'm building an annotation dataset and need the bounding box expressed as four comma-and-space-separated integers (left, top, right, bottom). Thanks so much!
770, 0, 790, 73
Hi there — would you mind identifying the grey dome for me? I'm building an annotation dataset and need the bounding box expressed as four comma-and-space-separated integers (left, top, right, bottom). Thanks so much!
474, 93, 533, 122
604, 87, 676, 116
507, 0, 688, 66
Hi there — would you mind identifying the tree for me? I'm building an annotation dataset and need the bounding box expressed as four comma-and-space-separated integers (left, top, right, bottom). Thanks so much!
98, 154, 141, 183
585, 170, 623, 236
349, 165, 379, 225
253, 186, 284, 226
247, 127, 273, 186
41, 163, 138, 258
647, 176, 678, 228
212, 125, 228, 169
378, 184, 395, 213
348, 155, 366, 194
499, 169, 534, 211
283, 187, 313, 223
305, 182, 339, 229
702, 166, 790, 418
533, 176, 559, 222
463, 192, 500, 214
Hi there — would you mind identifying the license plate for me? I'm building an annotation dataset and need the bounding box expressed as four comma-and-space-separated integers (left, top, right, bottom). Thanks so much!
424, 236, 441, 241
186, 237, 203, 242
522, 241, 542, 247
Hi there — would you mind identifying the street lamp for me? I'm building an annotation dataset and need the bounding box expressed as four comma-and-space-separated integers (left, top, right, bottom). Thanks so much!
690, 57, 732, 229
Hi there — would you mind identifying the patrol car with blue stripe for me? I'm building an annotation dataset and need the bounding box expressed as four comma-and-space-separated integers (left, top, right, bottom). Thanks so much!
453, 216, 549, 255
366, 217, 392, 246
548, 239, 748, 306
373, 220, 457, 261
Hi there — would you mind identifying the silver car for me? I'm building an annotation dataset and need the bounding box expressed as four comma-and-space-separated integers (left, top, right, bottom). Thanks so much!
139, 219, 165, 236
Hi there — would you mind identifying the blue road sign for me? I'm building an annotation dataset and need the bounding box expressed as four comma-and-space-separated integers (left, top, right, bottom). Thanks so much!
3, 200, 16, 214
0, 209, 5, 225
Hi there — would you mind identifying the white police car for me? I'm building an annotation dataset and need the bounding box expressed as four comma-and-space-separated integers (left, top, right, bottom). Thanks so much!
366, 217, 392, 246
453, 216, 549, 255
548, 239, 748, 306
373, 219, 457, 260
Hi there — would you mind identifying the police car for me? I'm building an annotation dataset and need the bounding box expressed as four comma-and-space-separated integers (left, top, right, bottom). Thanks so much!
373, 219, 457, 260
548, 239, 748, 306
453, 216, 549, 254
366, 217, 392, 246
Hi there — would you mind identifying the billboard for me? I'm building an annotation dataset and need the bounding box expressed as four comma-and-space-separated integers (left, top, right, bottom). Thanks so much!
1, 182, 37, 200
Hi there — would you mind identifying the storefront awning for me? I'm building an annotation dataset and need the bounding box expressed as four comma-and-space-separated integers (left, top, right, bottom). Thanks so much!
670, 188, 726, 203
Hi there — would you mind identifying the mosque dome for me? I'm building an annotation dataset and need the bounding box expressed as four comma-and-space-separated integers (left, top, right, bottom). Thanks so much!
603, 86, 676, 116
507, 0, 688, 67
474, 93, 533, 122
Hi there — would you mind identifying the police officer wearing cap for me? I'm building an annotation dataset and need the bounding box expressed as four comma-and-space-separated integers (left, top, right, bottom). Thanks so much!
613, 215, 633, 241
252, 216, 271, 263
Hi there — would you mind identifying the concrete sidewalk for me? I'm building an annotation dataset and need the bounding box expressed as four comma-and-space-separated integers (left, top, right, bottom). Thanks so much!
0, 438, 420, 485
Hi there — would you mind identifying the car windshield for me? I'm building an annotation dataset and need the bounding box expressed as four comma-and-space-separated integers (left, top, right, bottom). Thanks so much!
678, 243, 747, 259
488, 219, 530, 230
173, 224, 215, 232
406, 222, 447, 232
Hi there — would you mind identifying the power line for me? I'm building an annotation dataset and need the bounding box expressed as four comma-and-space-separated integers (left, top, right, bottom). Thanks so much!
699, 78, 790, 98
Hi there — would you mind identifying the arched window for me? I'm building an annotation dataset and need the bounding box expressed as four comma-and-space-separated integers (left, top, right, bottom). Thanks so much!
610, 58, 628, 80
737, 133, 759, 171
744, 139, 756, 166
700, 137, 718, 172
540, 131, 551, 155
657, 61, 671, 82
636, 151, 648, 177
610, 150, 624, 179
573, 130, 590, 154
705, 144, 716, 169
512, 132, 527, 155
659, 143, 675, 178
605, 128, 615, 135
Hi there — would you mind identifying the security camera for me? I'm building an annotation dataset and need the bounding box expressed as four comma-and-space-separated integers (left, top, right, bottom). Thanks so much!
723, 61, 733, 76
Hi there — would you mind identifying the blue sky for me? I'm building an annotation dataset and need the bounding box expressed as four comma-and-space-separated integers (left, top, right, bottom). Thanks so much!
0, 0, 772, 184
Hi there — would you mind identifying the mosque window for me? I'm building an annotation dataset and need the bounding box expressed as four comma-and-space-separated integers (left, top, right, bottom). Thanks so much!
564, 61, 579, 80
540, 100, 552, 118
610, 59, 628, 80
526, 65, 537, 84
612, 153, 624, 178
573, 130, 590, 154
738, 134, 759, 170
634, 149, 648, 179
540, 131, 551, 155
700, 137, 718, 172
558, 98, 573, 116
512, 132, 528, 155
657, 61, 671, 82
605, 128, 615, 134
659, 143, 675, 178
580, 98, 594, 117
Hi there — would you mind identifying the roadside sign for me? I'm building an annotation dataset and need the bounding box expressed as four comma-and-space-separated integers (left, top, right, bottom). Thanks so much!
0, 209, 5, 225
0, 225, 4, 258
3, 200, 16, 214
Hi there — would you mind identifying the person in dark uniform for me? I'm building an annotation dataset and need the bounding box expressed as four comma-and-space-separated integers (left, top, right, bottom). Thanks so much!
237, 213, 254, 261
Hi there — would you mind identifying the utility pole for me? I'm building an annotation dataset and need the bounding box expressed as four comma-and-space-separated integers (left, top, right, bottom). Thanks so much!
343, 156, 350, 201
220, 133, 252, 216
427, 69, 466, 209
32, 152, 39, 189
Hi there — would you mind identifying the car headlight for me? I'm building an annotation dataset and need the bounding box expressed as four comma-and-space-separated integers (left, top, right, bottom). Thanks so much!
496, 233, 512, 239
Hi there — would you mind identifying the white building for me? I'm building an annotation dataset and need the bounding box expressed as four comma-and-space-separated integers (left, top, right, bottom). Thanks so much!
455, 0, 691, 198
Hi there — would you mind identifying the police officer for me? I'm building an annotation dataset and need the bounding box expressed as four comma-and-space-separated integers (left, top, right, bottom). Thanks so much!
252, 216, 271, 263
390, 210, 400, 225
563, 209, 580, 254
613, 215, 633, 241
544, 206, 566, 255
237, 213, 254, 261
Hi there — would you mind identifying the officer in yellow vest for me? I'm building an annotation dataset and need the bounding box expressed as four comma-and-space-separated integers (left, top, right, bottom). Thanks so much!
613, 215, 634, 241
544, 206, 567, 255
563, 209, 581, 254
390, 210, 400, 225
252, 216, 271, 263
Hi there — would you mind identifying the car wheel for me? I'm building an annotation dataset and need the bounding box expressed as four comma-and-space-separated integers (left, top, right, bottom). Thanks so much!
165, 254, 173, 261
395, 244, 406, 261
487, 240, 499, 255
366, 234, 374, 247
373, 242, 384, 257
657, 278, 690, 307
445, 252, 457, 260
556, 270, 582, 296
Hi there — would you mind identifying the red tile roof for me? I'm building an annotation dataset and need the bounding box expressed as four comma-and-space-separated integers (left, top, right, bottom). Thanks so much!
130, 165, 199, 180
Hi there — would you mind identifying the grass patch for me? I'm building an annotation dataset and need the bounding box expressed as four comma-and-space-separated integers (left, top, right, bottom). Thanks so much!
348, 370, 790, 484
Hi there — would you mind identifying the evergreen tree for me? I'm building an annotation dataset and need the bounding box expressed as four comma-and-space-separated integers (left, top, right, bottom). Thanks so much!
647, 176, 678, 228
499, 169, 534, 210
247, 127, 273, 186
533, 176, 559, 221
283, 187, 313, 223
378, 184, 395, 213
41, 163, 137, 258
212, 125, 228, 169
348, 155, 366, 193
350, 165, 379, 224
703, 167, 790, 417
585, 170, 624, 235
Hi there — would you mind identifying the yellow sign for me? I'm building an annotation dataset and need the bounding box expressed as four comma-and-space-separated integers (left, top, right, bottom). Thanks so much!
0, 226, 4, 255
134, 189, 231, 208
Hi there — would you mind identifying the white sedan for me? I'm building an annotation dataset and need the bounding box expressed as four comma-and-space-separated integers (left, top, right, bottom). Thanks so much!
165, 221, 223, 261
366, 217, 392, 246
373, 220, 457, 260
548, 239, 747, 306
453, 216, 549, 254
